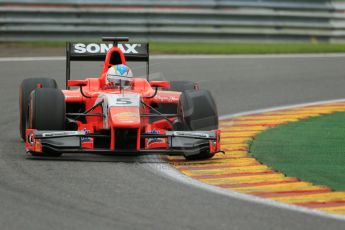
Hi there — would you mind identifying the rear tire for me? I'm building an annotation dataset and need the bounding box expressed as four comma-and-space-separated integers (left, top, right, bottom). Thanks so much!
28, 88, 65, 157
153, 81, 198, 123
19, 78, 57, 140
179, 89, 218, 160
161, 81, 198, 128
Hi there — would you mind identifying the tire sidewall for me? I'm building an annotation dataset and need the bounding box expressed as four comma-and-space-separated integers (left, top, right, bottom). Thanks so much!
19, 78, 57, 140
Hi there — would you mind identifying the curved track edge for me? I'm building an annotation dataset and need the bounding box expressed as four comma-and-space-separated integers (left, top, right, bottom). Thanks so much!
148, 99, 345, 221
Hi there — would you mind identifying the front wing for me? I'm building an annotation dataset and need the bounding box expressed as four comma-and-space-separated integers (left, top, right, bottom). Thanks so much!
25, 129, 222, 157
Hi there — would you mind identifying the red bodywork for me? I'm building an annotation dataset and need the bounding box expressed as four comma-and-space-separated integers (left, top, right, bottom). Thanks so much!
25, 45, 221, 156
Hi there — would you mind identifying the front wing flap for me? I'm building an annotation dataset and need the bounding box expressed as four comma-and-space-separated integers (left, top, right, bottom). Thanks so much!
25, 129, 221, 157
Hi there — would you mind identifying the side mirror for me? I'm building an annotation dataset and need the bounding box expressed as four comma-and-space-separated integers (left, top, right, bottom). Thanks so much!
149, 81, 170, 89
67, 80, 88, 87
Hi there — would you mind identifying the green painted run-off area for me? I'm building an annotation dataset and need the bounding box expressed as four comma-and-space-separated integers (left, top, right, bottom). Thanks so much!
249, 112, 345, 191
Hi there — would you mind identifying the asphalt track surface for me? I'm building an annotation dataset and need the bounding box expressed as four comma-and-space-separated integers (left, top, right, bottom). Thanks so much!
1, 54, 345, 230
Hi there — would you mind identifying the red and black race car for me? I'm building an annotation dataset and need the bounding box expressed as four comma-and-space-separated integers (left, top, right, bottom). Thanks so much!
19, 37, 221, 160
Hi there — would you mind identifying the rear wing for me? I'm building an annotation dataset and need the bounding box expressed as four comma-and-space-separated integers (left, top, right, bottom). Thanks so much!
66, 38, 149, 89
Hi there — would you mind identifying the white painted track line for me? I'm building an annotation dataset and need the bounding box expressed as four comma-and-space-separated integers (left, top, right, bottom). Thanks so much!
0, 56, 66, 62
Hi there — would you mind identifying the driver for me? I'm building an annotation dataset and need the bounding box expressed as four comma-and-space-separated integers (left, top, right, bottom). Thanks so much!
104, 64, 133, 89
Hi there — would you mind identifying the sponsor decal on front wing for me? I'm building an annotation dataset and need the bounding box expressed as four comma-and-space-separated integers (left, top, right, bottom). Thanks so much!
146, 129, 163, 144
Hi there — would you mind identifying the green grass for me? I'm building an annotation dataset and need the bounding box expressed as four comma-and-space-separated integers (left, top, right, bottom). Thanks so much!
249, 112, 345, 191
3, 41, 345, 54
150, 42, 345, 54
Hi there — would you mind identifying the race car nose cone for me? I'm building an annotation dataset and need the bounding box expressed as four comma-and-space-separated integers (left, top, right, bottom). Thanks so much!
109, 107, 141, 128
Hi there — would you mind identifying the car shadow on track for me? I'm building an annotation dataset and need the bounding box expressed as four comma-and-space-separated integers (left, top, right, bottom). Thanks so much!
16, 138, 170, 164
26, 154, 169, 164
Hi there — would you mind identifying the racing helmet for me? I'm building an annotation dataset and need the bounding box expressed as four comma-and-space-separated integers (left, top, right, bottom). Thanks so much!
106, 64, 133, 88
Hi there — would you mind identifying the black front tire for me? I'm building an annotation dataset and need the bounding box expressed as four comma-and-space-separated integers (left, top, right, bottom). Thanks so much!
179, 89, 219, 160
19, 78, 57, 140
28, 88, 65, 157
179, 89, 218, 131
